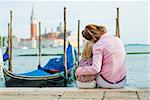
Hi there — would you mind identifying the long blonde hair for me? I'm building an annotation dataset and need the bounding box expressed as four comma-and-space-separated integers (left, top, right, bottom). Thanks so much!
82, 41, 94, 59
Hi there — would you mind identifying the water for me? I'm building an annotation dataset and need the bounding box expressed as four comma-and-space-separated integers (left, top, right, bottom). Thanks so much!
0, 45, 150, 88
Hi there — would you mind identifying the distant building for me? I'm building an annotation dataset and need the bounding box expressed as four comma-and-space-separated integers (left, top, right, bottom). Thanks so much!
30, 6, 38, 40
67, 31, 84, 47
1, 36, 20, 48
18, 6, 83, 49
42, 32, 57, 40
57, 22, 63, 33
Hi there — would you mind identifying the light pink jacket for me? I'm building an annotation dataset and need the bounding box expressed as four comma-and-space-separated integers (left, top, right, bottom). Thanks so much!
76, 33, 126, 83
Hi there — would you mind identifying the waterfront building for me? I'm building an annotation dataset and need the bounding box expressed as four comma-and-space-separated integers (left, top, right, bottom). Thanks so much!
30, 6, 38, 40
57, 22, 63, 33
67, 31, 84, 48
30, 6, 37, 48
17, 6, 84, 49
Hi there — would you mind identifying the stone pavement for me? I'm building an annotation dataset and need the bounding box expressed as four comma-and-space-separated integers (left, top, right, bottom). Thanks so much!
0, 88, 149, 100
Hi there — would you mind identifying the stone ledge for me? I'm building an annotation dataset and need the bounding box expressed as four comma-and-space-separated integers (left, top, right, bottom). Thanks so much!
0, 87, 149, 92
0, 87, 149, 100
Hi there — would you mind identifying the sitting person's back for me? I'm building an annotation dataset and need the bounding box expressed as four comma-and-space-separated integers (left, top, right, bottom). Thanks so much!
94, 34, 126, 88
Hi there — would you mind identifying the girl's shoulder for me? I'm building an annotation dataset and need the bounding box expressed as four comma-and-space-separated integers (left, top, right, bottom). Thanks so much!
79, 58, 92, 67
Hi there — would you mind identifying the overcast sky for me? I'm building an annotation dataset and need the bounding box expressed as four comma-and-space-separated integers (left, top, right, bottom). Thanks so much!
0, 0, 149, 44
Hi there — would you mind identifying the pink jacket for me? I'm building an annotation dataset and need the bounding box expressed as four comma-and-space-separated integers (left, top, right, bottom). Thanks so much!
76, 33, 126, 83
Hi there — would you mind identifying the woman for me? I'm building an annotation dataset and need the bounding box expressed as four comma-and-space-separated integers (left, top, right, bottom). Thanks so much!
76, 41, 97, 88
76, 24, 126, 88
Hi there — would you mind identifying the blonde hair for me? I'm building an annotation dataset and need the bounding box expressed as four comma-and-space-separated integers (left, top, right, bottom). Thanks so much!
82, 24, 107, 43
82, 41, 94, 59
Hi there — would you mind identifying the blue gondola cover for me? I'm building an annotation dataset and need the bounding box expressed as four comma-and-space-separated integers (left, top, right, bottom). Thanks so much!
3, 47, 9, 62
13, 43, 77, 77
41, 43, 77, 72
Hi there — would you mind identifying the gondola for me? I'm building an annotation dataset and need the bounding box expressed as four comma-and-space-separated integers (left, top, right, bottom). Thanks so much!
3, 7, 79, 87
3, 43, 77, 87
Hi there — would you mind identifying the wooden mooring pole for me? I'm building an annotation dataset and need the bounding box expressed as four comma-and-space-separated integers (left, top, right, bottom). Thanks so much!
63, 7, 68, 83
8, 23, 10, 63
77, 20, 80, 66
116, 8, 120, 38
8, 11, 12, 72
38, 22, 41, 67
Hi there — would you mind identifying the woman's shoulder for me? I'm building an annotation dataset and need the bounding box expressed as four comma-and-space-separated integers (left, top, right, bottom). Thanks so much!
93, 39, 107, 51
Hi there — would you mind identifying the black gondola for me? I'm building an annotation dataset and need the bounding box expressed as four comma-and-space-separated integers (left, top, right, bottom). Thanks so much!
3, 43, 77, 87
3, 66, 74, 87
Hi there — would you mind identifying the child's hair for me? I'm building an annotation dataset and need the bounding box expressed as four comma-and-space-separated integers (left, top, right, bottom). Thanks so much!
82, 41, 94, 59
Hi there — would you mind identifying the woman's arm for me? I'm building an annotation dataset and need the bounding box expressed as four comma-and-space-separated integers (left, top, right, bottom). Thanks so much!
76, 44, 103, 76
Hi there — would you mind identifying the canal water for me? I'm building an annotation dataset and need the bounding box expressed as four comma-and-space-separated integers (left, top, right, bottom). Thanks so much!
0, 45, 150, 88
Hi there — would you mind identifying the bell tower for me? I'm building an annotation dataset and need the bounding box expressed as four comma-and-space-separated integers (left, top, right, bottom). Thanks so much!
30, 5, 37, 39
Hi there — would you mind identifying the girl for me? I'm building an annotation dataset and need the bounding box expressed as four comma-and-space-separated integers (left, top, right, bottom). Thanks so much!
76, 41, 97, 88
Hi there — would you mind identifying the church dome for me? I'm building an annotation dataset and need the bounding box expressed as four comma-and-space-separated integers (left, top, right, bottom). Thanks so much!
57, 22, 63, 33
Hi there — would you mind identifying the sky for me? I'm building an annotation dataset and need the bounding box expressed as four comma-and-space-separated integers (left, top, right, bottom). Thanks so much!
0, 0, 149, 44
